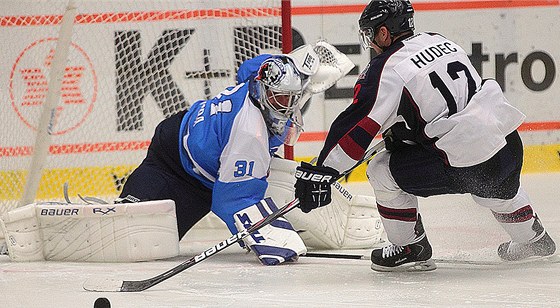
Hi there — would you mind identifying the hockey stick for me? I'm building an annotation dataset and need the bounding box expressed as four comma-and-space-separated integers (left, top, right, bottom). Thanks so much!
83, 140, 385, 292
303, 252, 560, 266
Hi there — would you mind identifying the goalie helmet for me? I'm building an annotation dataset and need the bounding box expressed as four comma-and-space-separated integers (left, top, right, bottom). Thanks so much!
359, 0, 415, 49
249, 56, 305, 146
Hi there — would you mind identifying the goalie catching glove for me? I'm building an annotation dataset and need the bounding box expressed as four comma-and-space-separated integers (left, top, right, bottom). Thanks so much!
233, 198, 306, 265
294, 162, 340, 213
286, 41, 355, 104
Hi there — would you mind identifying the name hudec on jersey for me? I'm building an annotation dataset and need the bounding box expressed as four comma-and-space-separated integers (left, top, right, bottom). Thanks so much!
409, 41, 459, 69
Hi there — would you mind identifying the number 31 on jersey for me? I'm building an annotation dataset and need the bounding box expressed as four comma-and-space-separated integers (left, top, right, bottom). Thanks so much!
234, 160, 255, 177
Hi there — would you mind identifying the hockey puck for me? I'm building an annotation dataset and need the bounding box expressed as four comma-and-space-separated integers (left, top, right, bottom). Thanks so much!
94, 297, 111, 308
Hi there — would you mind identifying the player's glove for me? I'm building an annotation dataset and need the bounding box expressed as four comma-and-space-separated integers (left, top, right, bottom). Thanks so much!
382, 122, 415, 152
294, 162, 339, 213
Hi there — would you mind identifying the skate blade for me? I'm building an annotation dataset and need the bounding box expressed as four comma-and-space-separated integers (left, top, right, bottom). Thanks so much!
500, 253, 560, 264
370, 259, 437, 272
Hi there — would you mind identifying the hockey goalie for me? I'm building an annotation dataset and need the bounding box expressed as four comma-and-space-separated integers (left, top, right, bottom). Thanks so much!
0, 42, 384, 263
0, 161, 383, 262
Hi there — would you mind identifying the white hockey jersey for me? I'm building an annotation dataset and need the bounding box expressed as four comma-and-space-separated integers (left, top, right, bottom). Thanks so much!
318, 32, 525, 170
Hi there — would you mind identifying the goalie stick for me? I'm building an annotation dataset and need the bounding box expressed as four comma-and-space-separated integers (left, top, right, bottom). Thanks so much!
82, 140, 385, 292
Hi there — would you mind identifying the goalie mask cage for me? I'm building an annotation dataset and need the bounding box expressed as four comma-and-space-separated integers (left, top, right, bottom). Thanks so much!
0, 0, 291, 214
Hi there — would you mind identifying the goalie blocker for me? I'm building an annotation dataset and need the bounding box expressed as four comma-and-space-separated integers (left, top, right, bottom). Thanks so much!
0, 200, 179, 262
234, 198, 306, 265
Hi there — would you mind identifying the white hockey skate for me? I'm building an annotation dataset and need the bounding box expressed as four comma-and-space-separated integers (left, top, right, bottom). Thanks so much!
498, 216, 556, 261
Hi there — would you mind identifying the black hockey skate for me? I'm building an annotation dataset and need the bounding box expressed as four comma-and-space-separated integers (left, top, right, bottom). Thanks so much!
370, 214, 436, 272
498, 215, 556, 261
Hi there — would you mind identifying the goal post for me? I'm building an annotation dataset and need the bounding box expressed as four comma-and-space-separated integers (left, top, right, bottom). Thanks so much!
0, 0, 292, 214
21, 0, 78, 206
281, 0, 295, 161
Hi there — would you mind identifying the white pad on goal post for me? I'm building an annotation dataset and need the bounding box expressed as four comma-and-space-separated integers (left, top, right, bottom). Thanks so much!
266, 157, 384, 249
0, 200, 179, 262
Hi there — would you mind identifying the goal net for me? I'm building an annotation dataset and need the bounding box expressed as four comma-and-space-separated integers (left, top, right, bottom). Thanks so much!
0, 0, 286, 216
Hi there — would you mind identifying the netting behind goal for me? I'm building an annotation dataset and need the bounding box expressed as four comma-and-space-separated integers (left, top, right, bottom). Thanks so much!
0, 0, 285, 215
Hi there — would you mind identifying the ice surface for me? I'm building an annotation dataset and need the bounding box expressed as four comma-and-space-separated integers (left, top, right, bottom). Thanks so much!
1, 173, 559, 307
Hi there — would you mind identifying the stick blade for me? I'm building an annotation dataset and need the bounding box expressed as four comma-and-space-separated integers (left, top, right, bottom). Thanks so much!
83, 278, 125, 292
83, 277, 155, 292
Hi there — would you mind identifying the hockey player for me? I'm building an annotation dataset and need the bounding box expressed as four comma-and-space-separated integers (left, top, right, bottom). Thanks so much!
113, 54, 312, 265
294, 0, 556, 271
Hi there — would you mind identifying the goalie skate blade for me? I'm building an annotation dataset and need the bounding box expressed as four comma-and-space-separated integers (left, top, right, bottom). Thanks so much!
370, 259, 437, 272
83, 278, 125, 292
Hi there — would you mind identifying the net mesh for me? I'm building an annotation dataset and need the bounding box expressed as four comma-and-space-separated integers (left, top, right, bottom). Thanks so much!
0, 0, 283, 214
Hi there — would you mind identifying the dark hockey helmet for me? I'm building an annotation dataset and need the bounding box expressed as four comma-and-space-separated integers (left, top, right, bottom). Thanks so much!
359, 0, 414, 48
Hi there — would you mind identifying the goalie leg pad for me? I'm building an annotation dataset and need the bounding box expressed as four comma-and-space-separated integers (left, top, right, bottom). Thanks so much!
285, 183, 384, 249
0, 200, 179, 262
233, 198, 306, 265
266, 157, 384, 249
0, 204, 43, 261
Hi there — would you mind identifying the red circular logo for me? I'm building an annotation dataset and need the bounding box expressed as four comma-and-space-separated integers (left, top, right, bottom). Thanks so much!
9, 38, 98, 135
